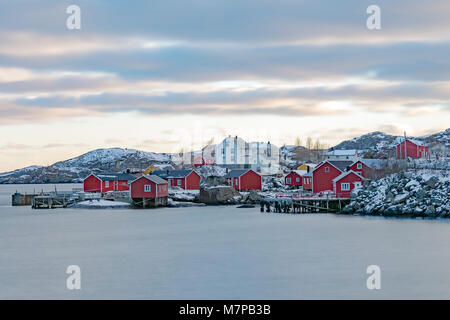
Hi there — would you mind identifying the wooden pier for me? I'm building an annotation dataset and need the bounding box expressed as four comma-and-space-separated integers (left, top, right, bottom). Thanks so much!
261, 193, 350, 214
31, 193, 70, 209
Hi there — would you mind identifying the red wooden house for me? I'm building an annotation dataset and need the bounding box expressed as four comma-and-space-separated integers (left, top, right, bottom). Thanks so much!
152, 169, 201, 190
312, 160, 353, 194
332, 170, 364, 198
302, 172, 312, 190
284, 170, 305, 187
83, 173, 136, 193
396, 139, 429, 159
349, 159, 386, 179
225, 169, 262, 191
130, 175, 169, 207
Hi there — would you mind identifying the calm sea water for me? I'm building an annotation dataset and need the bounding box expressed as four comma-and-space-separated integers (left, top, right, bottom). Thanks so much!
1, 184, 450, 299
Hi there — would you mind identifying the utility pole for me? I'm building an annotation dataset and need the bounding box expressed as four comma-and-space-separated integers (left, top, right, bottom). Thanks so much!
404, 131, 407, 161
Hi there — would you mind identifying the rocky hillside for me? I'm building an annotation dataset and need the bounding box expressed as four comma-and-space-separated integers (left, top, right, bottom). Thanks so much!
0, 148, 173, 184
332, 131, 396, 154
343, 170, 450, 218
331, 129, 449, 159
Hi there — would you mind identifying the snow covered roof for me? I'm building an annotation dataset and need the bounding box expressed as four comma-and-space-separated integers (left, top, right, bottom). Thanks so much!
302, 172, 312, 177
358, 159, 388, 170
91, 173, 136, 181
289, 170, 307, 176
153, 169, 196, 178
395, 138, 426, 146
332, 170, 364, 183
325, 149, 360, 156
137, 175, 168, 185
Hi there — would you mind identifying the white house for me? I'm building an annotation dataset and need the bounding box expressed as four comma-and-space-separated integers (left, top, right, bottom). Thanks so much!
324, 149, 363, 161
214, 136, 280, 175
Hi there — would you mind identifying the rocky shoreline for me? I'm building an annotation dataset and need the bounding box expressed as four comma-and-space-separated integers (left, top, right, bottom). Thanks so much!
342, 170, 450, 218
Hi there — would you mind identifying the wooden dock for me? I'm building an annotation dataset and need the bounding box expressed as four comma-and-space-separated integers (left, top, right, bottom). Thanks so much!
261, 193, 350, 213
30, 191, 80, 209
32, 196, 66, 209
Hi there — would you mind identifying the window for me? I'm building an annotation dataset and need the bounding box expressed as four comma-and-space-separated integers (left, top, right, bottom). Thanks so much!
296, 178, 300, 182
354, 182, 362, 188
325, 166, 330, 172
177, 179, 181, 186
286, 178, 291, 184
357, 163, 362, 169
341, 183, 350, 191
105, 181, 109, 188
144, 185, 151, 192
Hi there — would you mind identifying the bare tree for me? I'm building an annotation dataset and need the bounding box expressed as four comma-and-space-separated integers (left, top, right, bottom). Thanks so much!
306, 137, 313, 150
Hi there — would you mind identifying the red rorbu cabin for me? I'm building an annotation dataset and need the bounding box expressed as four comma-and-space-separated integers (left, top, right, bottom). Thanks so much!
396, 139, 429, 159
349, 159, 386, 179
284, 170, 305, 187
312, 160, 353, 194
83, 173, 135, 193
152, 169, 201, 190
130, 175, 169, 207
224, 169, 262, 191
302, 172, 313, 191
332, 170, 364, 198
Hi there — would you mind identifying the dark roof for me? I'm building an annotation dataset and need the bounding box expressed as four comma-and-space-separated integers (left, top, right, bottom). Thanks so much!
92, 173, 136, 181
152, 169, 195, 179
328, 160, 353, 171
139, 175, 168, 184
224, 169, 252, 178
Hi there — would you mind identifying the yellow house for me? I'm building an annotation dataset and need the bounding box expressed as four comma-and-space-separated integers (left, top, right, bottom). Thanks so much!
297, 163, 317, 172
143, 164, 157, 175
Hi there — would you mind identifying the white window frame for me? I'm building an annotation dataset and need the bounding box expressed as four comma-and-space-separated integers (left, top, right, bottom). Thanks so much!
286, 177, 292, 184
341, 183, 350, 191
144, 185, 151, 192
354, 182, 362, 188
177, 179, 181, 186
296, 177, 300, 182
357, 163, 363, 169
325, 166, 330, 172
105, 181, 109, 188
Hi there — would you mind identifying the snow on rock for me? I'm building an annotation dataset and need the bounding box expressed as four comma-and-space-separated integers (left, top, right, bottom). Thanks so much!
69, 199, 131, 209
195, 165, 227, 178
167, 198, 205, 207
343, 170, 450, 218
168, 188, 199, 202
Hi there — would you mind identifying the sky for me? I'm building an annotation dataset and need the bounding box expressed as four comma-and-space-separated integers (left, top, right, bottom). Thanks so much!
0, 0, 449, 172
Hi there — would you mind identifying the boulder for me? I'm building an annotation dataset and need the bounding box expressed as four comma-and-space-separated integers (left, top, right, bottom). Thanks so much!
199, 186, 241, 205
244, 190, 262, 203
200, 175, 228, 188
393, 193, 409, 204
425, 205, 436, 215
424, 176, 439, 188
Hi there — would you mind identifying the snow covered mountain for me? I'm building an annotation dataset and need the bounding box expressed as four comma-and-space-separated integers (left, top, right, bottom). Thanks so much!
0, 148, 173, 184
